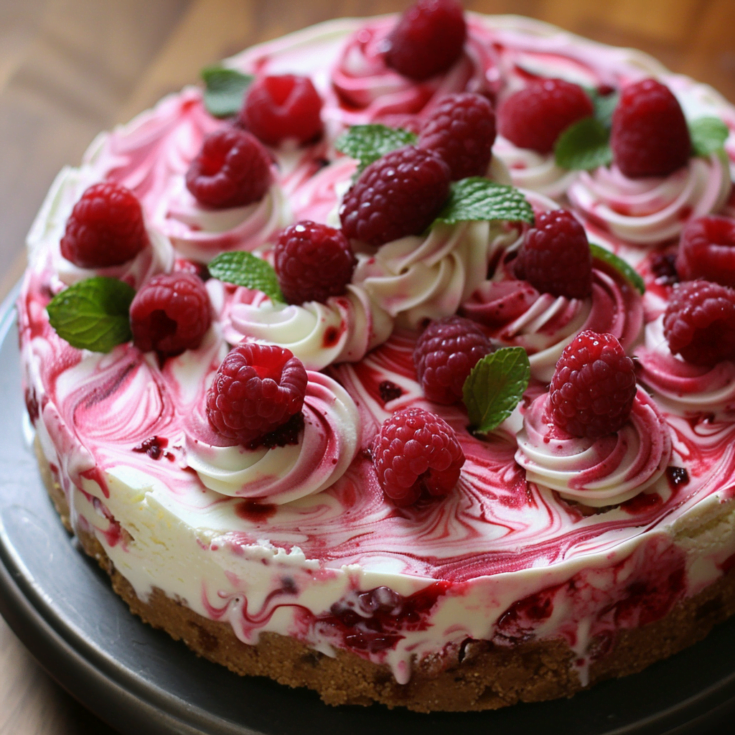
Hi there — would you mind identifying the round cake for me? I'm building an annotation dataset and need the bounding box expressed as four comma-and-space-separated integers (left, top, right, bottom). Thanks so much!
17, 1, 735, 713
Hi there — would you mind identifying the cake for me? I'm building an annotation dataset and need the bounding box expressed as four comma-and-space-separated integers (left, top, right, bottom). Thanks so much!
17, 0, 735, 714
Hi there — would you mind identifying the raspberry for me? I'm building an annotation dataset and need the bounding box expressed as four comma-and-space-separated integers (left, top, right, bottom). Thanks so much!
419, 93, 497, 180
206, 343, 308, 446
60, 182, 149, 269
663, 281, 735, 366
339, 146, 451, 247
384, 0, 467, 82
611, 79, 691, 179
185, 128, 272, 209
549, 331, 637, 439
675, 215, 735, 288
372, 407, 465, 506
515, 209, 592, 299
239, 75, 323, 147
413, 316, 493, 404
274, 221, 356, 305
497, 79, 594, 154
130, 273, 212, 356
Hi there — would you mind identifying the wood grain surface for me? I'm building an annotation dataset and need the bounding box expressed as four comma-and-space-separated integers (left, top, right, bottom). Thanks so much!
1, 0, 734, 732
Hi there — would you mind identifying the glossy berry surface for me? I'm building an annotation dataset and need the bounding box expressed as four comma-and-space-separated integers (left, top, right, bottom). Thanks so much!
413, 316, 493, 404
611, 78, 691, 179
663, 280, 735, 366
549, 330, 637, 439
185, 128, 272, 209
419, 93, 497, 180
274, 221, 356, 305
239, 74, 323, 147
497, 79, 594, 154
372, 407, 465, 506
675, 215, 735, 288
60, 182, 149, 269
385, 0, 467, 82
206, 343, 308, 446
340, 145, 450, 247
515, 209, 592, 299
130, 272, 212, 356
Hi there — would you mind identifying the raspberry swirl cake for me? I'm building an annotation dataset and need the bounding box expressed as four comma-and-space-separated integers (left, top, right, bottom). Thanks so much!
18, 0, 735, 713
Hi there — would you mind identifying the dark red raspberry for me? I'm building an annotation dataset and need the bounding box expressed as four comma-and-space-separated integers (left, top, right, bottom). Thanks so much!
419, 93, 497, 180
611, 79, 691, 179
206, 343, 308, 446
675, 215, 735, 288
414, 316, 493, 404
239, 74, 323, 147
549, 331, 637, 439
497, 79, 594, 154
339, 146, 451, 247
274, 221, 356, 305
372, 407, 465, 506
663, 281, 735, 366
185, 128, 272, 209
60, 182, 149, 268
130, 273, 212, 356
515, 209, 592, 299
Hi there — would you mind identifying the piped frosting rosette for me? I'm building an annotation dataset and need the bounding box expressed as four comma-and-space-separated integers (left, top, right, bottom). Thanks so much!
567, 152, 732, 246
635, 316, 735, 417
185, 371, 359, 504
516, 389, 672, 507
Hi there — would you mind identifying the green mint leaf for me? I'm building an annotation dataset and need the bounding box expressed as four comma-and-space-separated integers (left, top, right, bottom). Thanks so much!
46, 277, 135, 353
434, 178, 535, 226
588, 89, 620, 129
201, 66, 254, 118
335, 125, 418, 173
689, 117, 730, 157
590, 243, 645, 295
555, 117, 613, 171
463, 347, 530, 434
209, 251, 285, 303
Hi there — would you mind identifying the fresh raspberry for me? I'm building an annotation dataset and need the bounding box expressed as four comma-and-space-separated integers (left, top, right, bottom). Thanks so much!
206, 343, 308, 446
497, 79, 594, 154
611, 79, 691, 179
185, 128, 272, 209
663, 281, 735, 366
274, 221, 356, 305
60, 182, 149, 268
239, 75, 323, 147
675, 215, 735, 288
549, 331, 637, 439
413, 316, 493, 404
515, 209, 592, 299
339, 146, 450, 247
372, 407, 465, 506
384, 0, 467, 82
419, 93, 497, 180
130, 272, 212, 356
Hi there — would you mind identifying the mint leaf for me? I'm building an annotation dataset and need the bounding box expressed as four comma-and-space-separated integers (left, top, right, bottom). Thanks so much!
588, 89, 620, 129
46, 277, 135, 353
463, 347, 530, 434
202, 66, 253, 118
589, 243, 645, 295
434, 178, 535, 226
209, 251, 285, 303
335, 125, 418, 173
555, 117, 613, 171
689, 117, 730, 157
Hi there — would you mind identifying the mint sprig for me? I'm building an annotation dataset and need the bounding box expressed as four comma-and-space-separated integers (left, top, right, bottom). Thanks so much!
463, 347, 530, 434
434, 178, 535, 227
689, 117, 729, 157
335, 125, 418, 173
589, 243, 645, 295
208, 251, 285, 303
202, 66, 254, 118
588, 89, 620, 129
46, 277, 135, 353
554, 118, 613, 171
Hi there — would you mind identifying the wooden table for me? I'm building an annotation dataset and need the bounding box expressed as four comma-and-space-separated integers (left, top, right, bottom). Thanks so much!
1, 0, 734, 732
